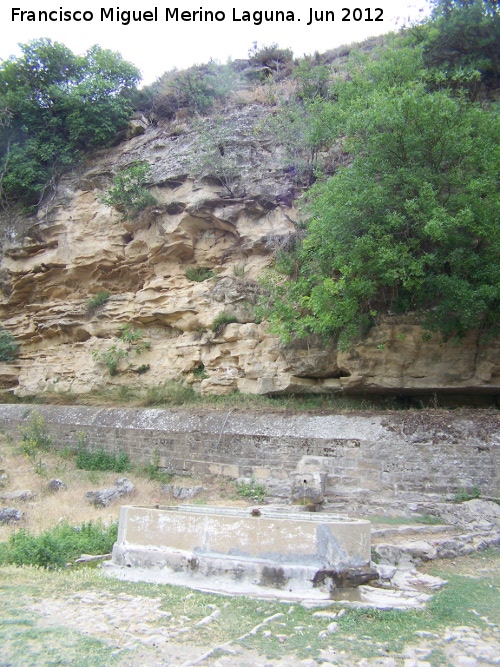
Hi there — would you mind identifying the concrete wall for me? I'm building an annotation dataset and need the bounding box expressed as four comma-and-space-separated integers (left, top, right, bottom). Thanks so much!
0, 405, 498, 499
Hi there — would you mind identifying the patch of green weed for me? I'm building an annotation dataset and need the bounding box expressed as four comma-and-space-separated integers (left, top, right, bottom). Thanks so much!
85, 291, 110, 314
0, 326, 18, 361
211, 311, 238, 335
193, 363, 208, 380
234, 478, 267, 503
185, 266, 216, 282
20, 412, 53, 455
454, 486, 481, 502
76, 447, 131, 473
0, 521, 118, 569
138, 451, 174, 483
141, 380, 197, 406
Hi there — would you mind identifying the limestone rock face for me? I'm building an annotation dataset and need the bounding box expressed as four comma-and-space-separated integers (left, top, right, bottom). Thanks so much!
0, 105, 499, 398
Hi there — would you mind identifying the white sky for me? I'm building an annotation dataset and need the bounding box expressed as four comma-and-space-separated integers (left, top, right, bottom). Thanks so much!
1, 1, 431, 86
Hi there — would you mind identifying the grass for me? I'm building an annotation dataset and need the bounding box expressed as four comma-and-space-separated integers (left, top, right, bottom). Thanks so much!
185, 266, 216, 282
0, 521, 118, 569
76, 447, 132, 473
234, 477, 267, 503
85, 290, 110, 314
454, 485, 481, 502
0, 549, 498, 665
0, 618, 120, 667
0, 386, 428, 412
142, 380, 197, 406
0, 435, 165, 543
211, 311, 238, 336
5, 378, 500, 414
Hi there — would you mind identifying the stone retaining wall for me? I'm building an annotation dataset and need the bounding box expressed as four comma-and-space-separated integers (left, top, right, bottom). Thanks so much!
0, 405, 498, 499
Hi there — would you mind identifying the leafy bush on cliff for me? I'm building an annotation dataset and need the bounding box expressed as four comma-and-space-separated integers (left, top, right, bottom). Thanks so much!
100, 162, 157, 218
185, 267, 216, 282
263, 1, 500, 349
248, 42, 294, 77
92, 324, 151, 376
0, 39, 140, 209
86, 291, 110, 314
0, 326, 17, 361
416, 0, 500, 94
211, 312, 238, 336
188, 115, 241, 196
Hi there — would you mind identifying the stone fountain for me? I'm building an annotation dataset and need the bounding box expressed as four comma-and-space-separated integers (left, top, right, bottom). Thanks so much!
110, 504, 377, 599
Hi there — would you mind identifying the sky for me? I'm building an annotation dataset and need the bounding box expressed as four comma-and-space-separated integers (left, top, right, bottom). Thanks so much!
1, 1, 431, 86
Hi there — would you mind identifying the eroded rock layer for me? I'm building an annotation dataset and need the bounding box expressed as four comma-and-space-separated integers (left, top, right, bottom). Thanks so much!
0, 106, 499, 397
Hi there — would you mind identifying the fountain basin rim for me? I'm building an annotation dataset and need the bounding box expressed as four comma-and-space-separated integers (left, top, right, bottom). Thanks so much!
130, 504, 371, 524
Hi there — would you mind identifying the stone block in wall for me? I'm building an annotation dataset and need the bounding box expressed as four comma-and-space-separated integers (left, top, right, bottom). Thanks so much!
337, 477, 362, 488
290, 472, 326, 503
208, 463, 239, 478
262, 476, 292, 499
338, 457, 359, 470
358, 467, 381, 481
359, 477, 381, 492
252, 467, 271, 480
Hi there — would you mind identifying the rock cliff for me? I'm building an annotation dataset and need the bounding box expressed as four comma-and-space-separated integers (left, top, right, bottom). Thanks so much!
0, 103, 499, 399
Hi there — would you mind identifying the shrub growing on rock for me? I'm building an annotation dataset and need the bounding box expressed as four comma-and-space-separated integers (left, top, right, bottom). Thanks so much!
211, 312, 238, 336
185, 267, 216, 282
100, 162, 157, 219
0, 327, 18, 361
85, 291, 110, 314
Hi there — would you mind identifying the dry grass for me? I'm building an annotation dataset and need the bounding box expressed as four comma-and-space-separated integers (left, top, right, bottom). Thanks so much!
0, 433, 248, 543
0, 436, 163, 540
231, 78, 297, 106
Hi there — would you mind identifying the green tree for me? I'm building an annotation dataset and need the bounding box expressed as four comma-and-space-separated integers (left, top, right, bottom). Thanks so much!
171, 63, 230, 115
414, 0, 500, 93
264, 75, 500, 348
0, 39, 140, 209
268, 98, 338, 185
293, 60, 331, 101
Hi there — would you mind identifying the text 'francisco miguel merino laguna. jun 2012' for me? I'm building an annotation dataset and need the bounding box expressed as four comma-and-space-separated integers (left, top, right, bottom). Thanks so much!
11, 6, 385, 26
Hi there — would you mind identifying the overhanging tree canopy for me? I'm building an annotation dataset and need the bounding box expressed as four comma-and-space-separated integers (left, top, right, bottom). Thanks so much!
263, 1, 500, 348
0, 39, 140, 208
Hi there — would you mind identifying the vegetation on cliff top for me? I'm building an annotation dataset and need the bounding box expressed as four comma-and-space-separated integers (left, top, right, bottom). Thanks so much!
260, 0, 500, 348
0, 39, 140, 209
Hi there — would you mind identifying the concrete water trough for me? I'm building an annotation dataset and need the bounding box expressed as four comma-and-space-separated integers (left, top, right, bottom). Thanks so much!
110, 505, 377, 599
